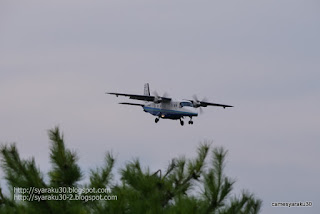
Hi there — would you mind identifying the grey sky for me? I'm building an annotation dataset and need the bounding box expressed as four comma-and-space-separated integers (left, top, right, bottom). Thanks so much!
1, 1, 319, 213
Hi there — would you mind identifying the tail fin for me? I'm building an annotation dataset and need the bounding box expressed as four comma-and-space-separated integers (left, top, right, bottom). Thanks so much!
144, 83, 150, 96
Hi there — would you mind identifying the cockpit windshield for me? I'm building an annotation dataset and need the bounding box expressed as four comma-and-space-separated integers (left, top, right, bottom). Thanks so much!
180, 102, 193, 107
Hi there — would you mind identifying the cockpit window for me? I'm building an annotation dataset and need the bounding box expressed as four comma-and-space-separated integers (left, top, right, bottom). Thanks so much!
180, 102, 193, 107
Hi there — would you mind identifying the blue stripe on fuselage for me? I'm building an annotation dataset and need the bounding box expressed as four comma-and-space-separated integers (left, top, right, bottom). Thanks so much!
143, 106, 197, 118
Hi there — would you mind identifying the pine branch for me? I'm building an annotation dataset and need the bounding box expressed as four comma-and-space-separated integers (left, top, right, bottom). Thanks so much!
90, 151, 115, 188
202, 147, 233, 213
0, 144, 46, 189
48, 127, 82, 186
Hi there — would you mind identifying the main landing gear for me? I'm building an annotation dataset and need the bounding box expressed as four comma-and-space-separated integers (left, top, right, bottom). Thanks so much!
179, 119, 193, 126
155, 117, 193, 126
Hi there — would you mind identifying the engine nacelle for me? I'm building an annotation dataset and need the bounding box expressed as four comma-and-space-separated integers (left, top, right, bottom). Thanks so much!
153, 97, 162, 103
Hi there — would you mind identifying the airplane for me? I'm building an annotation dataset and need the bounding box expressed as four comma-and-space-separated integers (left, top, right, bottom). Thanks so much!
107, 83, 233, 126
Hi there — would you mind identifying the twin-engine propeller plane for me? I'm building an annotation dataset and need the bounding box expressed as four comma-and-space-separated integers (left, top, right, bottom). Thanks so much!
107, 83, 233, 126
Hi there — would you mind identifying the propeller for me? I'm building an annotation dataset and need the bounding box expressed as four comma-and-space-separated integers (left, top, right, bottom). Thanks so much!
162, 92, 169, 98
153, 91, 161, 103
192, 95, 207, 114
153, 91, 169, 103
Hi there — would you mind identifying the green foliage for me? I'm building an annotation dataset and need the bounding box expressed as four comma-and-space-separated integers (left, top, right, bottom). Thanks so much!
0, 127, 262, 214
48, 127, 82, 187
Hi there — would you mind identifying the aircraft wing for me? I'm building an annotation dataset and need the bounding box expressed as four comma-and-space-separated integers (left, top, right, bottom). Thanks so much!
107, 92, 171, 102
119, 102, 144, 107
199, 101, 233, 108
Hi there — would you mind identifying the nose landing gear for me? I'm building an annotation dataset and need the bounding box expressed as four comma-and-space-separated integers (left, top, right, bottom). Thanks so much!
155, 118, 159, 123
180, 119, 184, 126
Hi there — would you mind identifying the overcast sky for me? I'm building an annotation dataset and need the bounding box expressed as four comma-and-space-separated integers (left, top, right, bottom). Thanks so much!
1, 1, 319, 213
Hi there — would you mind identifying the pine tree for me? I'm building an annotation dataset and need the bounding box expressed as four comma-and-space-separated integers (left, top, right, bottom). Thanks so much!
0, 127, 261, 213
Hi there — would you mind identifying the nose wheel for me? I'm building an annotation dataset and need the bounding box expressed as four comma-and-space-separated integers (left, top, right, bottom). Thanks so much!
180, 119, 184, 126
155, 118, 159, 123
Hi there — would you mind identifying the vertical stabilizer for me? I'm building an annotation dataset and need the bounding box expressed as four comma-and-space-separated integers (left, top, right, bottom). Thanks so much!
144, 83, 150, 96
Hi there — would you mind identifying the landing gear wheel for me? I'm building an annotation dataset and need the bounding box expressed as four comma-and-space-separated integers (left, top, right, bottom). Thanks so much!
180, 120, 184, 126
155, 118, 159, 123
188, 121, 193, 125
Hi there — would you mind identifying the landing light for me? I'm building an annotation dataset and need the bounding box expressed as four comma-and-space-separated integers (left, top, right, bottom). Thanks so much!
161, 114, 165, 118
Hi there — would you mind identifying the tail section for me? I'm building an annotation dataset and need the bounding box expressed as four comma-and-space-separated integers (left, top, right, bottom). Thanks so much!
144, 83, 150, 96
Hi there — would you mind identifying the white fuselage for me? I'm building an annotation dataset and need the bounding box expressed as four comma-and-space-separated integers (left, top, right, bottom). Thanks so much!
143, 100, 198, 120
